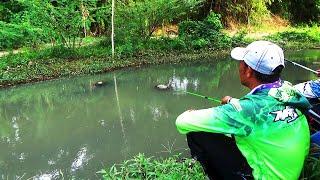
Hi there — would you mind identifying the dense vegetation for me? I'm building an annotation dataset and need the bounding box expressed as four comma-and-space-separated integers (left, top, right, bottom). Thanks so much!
1, 0, 319, 51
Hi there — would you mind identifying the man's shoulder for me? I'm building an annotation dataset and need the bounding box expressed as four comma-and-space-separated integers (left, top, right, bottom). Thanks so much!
222, 96, 262, 113
242, 92, 270, 103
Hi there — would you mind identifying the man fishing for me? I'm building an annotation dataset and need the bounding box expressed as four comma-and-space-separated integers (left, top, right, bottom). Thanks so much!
176, 41, 311, 179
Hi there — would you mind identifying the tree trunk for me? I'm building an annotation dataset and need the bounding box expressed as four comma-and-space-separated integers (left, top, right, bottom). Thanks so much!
81, 1, 88, 37
111, 0, 115, 58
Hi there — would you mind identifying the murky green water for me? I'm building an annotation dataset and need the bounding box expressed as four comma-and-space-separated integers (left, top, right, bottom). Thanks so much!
0, 50, 319, 179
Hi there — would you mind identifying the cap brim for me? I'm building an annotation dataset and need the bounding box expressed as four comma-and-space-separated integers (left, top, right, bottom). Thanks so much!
231, 47, 246, 60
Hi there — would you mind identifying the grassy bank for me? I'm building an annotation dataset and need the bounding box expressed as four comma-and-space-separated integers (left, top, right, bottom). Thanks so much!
0, 49, 229, 88
1, 25, 320, 88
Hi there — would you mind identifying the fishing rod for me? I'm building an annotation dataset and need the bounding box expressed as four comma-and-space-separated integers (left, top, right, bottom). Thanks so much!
285, 59, 318, 74
307, 109, 320, 124
184, 91, 222, 103
183, 91, 320, 122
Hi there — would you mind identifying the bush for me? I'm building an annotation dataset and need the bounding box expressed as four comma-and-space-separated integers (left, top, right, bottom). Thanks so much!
0, 51, 34, 69
0, 22, 46, 50
144, 38, 187, 51
179, 12, 231, 49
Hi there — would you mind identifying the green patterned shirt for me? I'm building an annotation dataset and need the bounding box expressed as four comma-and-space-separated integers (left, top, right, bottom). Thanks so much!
176, 81, 311, 180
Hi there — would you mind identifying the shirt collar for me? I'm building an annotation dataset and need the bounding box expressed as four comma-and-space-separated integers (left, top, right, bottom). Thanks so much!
248, 79, 282, 95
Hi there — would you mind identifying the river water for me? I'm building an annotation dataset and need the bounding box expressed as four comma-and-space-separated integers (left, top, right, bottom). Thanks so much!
0, 50, 319, 179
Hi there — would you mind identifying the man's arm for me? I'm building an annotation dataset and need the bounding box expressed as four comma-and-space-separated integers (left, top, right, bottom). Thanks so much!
176, 102, 252, 136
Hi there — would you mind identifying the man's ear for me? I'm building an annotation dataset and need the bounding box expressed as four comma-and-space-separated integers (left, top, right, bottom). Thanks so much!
246, 66, 254, 78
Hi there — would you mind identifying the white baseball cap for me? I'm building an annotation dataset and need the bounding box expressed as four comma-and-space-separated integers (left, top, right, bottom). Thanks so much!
231, 41, 285, 75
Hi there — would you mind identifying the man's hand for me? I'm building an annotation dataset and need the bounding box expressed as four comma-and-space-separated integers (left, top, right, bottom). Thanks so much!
317, 69, 320, 77
221, 96, 232, 105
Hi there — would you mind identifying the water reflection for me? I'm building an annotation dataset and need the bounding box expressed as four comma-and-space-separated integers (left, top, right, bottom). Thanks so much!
34, 170, 60, 180
71, 146, 93, 173
0, 49, 318, 178
114, 74, 130, 159
12, 116, 21, 143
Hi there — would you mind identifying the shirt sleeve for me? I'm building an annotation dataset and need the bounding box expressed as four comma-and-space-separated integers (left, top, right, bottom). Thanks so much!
175, 98, 253, 136
294, 80, 320, 98
310, 80, 320, 97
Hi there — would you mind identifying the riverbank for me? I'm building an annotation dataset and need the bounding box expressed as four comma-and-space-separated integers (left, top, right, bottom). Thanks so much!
0, 49, 230, 88
0, 43, 319, 89
0, 24, 319, 88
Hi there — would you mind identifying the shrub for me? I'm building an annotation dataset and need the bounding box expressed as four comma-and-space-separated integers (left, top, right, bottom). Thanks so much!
179, 12, 231, 49
0, 22, 46, 50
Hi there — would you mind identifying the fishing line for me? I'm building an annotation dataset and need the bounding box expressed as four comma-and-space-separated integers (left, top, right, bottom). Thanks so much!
177, 90, 222, 103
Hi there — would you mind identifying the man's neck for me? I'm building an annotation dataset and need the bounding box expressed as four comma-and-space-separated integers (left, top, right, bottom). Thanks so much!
248, 82, 262, 90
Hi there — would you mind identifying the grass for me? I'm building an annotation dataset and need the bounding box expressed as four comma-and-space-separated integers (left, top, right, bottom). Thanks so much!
224, 15, 290, 37
97, 153, 206, 179
266, 24, 320, 49
226, 16, 320, 50
97, 153, 320, 179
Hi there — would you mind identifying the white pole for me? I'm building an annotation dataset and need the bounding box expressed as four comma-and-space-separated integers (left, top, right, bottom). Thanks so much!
111, 0, 115, 58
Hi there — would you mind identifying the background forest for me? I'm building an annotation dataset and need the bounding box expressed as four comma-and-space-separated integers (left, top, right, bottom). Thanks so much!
1, 0, 319, 51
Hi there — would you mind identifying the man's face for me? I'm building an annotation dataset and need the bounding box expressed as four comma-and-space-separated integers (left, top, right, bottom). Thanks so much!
238, 61, 248, 86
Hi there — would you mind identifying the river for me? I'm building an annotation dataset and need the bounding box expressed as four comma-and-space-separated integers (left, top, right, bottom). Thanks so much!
0, 50, 319, 179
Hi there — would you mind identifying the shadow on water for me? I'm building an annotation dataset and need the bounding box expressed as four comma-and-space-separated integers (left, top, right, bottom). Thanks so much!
0, 49, 319, 179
